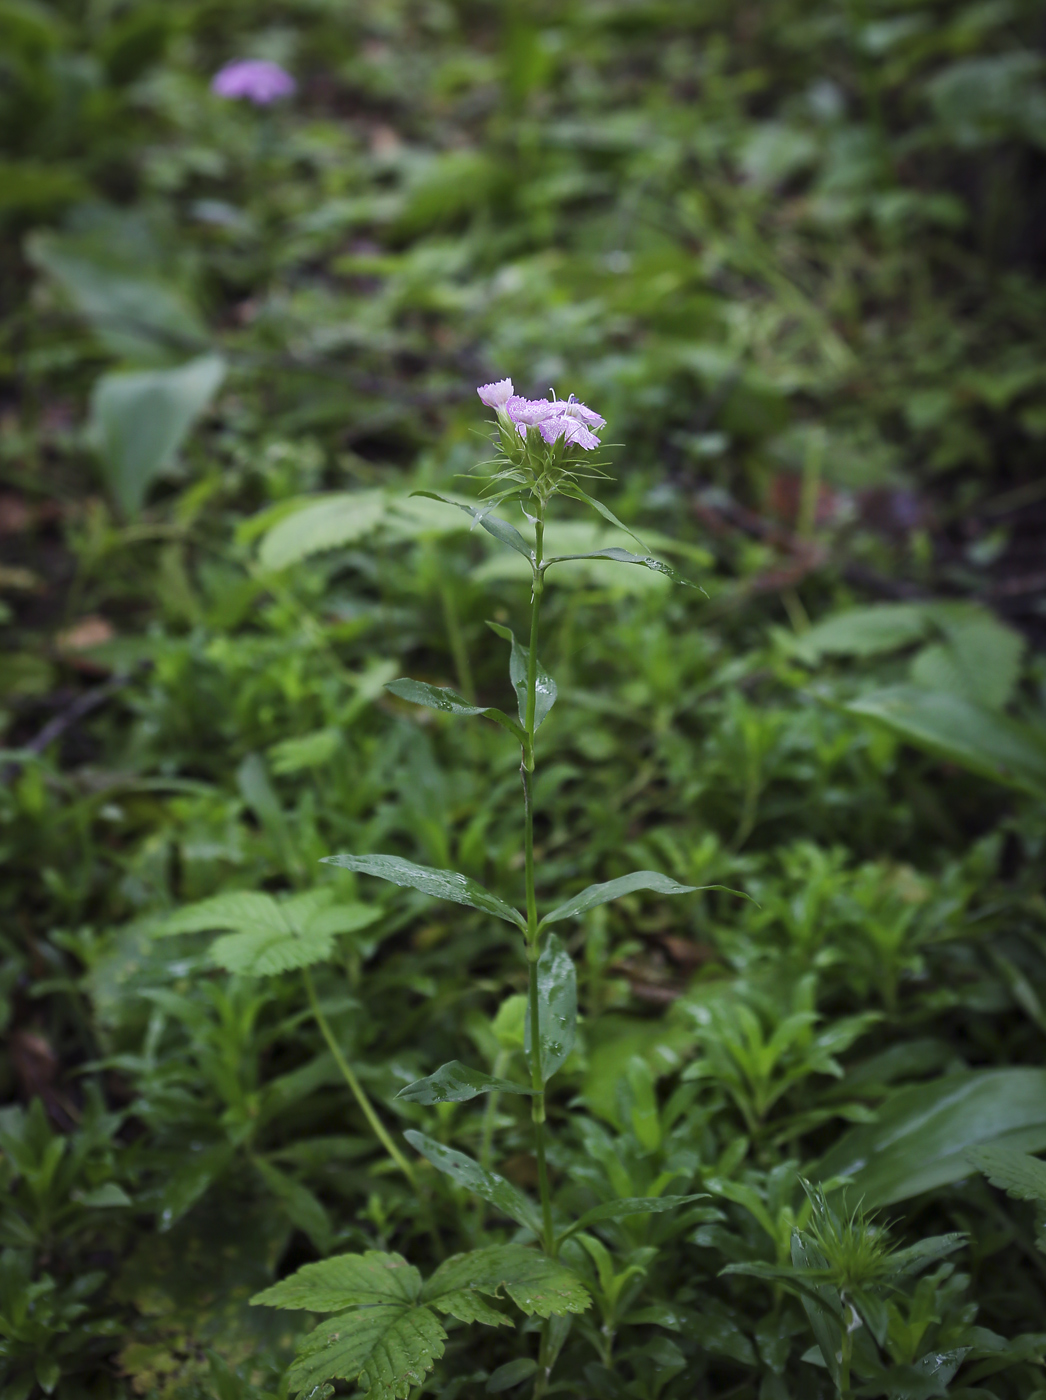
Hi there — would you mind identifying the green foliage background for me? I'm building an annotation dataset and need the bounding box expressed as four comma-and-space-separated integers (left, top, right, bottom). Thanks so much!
1, 0, 1045, 1396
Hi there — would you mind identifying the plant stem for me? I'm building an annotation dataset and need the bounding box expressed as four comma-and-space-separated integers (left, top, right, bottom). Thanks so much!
302, 966, 417, 1186
521, 513, 556, 1258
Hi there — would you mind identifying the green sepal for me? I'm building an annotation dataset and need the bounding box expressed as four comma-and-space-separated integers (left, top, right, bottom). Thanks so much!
386, 678, 524, 741
396, 1061, 536, 1104
320, 853, 526, 931
486, 621, 557, 730
404, 1130, 542, 1236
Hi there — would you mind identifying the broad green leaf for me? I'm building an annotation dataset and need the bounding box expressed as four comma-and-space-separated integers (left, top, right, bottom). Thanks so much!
424, 1245, 590, 1319
843, 686, 1046, 796
524, 934, 576, 1083
88, 354, 226, 516
257, 490, 388, 571
539, 870, 733, 929
157, 891, 286, 937
791, 604, 928, 663
414, 491, 533, 561
403, 1131, 542, 1235
967, 1146, 1046, 1202
252, 1250, 421, 1310
560, 483, 648, 550
542, 547, 698, 588
559, 1195, 707, 1243
486, 622, 557, 730
911, 605, 1025, 710
396, 1061, 536, 1104
320, 853, 526, 930
288, 1304, 445, 1400
386, 678, 524, 741
210, 925, 334, 976
817, 1069, 1046, 1206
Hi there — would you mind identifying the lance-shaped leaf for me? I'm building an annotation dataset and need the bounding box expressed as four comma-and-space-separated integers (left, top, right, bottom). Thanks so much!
542, 546, 699, 589
396, 1061, 537, 1105
559, 483, 648, 551
404, 1131, 542, 1236
413, 491, 533, 562
539, 871, 737, 930
486, 621, 557, 730
423, 1245, 590, 1320
385, 678, 524, 741
320, 853, 526, 931
252, 1251, 443, 1400
155, 889, 379, 976
558, 1194, 708, 1244
524, 934, 576, 1083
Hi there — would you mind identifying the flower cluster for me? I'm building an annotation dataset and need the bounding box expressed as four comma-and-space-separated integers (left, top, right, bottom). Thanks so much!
211, 59, 297, 105
477, 378, 604, 451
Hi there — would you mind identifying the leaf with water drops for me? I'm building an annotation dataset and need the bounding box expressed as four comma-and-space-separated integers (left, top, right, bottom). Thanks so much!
321, 853, 526, 931
486, 621, 557, 730
412, 491, 533, 561
385, 678, 524, 741
524, 934, 576, 1083
423, 1245, 590, 1320
540, 871, 742, 930
403, 1131, 542, 1236
542, 546, 700, 589
396, 1061, 536, 1105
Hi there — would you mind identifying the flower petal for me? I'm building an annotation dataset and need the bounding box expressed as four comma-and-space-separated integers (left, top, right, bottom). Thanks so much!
477, 378, 514, 408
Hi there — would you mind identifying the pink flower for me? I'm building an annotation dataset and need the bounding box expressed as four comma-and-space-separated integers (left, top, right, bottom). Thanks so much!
212, 60, 296, 105
538, 416, 601, 450
477, 378, 514, 408
505, 396, 558, 428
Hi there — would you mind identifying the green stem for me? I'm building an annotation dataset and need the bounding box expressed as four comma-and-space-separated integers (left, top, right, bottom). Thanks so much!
521, 514, 556, 1257
302, 966, 417, 1186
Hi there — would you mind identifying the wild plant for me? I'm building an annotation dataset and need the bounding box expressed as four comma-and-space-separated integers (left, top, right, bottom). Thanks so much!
222, 379, 736, 1398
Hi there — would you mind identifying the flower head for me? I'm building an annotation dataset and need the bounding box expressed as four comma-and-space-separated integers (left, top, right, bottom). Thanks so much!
211, 59, 297, 105
538, 415, 601, 450
477, 378, 514, 408
505, 396, 558, 430
558, 395, 606, 430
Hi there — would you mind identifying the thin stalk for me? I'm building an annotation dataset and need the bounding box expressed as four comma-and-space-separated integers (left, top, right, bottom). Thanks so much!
302, 966, 417, 1186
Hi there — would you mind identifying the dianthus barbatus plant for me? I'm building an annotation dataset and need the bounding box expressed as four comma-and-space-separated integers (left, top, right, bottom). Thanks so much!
241, 378, 739, 1398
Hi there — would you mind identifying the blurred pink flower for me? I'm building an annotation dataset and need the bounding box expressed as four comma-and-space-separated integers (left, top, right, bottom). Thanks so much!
212, 59, 296, 105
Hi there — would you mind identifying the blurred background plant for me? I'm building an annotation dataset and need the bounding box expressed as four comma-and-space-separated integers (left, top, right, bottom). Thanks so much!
2, 0, 1046, 1396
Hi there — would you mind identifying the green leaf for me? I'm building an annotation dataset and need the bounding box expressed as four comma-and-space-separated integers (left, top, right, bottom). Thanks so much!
967, 1146, 1046, 1203
289, 1304, 446, 1400
253, 1157, 332, 1254
320, 853, 526, 930
539, 870, 734, 929
911, 605, 1024, 710
423, 1245, 590, 1319
817, 1069, 1046, 1206
524, 934, 577, 1083
386, 678, 524, 741
257, 490, 389, 571
486, 622, 557, 730
791, 604, 929, 663
396, 1061, 537, 1104
559, 1195, 707, 1243
403, 1131, 542, 1235
486, 1358, 538, 1392
790, 1232, 843, 1392
888, 1233, 967, 1277
77, 1183, 132, 1208
843, 686, 1046, 796
88, 354, 226, 516
542, 547, 698, 588
413, 491, 534, 561
157, 1142, 234, 1231
560, 484, 648, 550
252, 1250, 422, 1311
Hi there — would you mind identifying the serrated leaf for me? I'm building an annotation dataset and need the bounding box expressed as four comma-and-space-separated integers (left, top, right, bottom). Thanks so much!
386, 678, 524, 741
424, 1245, 590, 1319
396, 1061, 537, 1104
320, 853, 526, 930
287, 1304, 446, 1400
157, 891, 287, 938
486, 622, 557, 730
524, 934, 576, 1083
967, 1146, 1046, 1202
543, 546, 698, 588
403, 1131, 542, 1235
539, 871, 735, 929
211, 924, 335, 976
413, 491, 533, 561
257, 490, 388, 571
559, 1194, 707, 1243
251, 1251, 422, 1311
